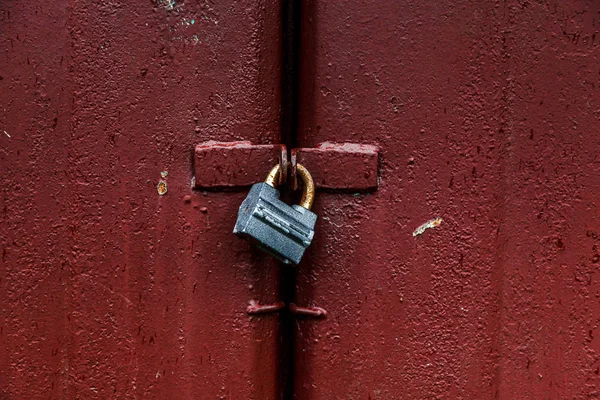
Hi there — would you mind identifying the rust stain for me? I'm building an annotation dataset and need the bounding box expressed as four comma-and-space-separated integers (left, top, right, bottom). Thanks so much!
157, 180, 167, 196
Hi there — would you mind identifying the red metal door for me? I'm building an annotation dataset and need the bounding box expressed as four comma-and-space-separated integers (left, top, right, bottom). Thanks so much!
295, 1, 600, 399
3, 1, 600, 399
0, 1, 283, 398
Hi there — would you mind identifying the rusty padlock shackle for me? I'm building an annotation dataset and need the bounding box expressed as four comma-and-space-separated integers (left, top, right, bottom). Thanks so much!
264, 164, 315, 210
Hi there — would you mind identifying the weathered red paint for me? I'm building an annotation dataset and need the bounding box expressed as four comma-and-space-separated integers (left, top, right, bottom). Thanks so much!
194, 141, 287, 188
0, 1, 282, 398
296, 0, 600, 399
3, 1, 600, 399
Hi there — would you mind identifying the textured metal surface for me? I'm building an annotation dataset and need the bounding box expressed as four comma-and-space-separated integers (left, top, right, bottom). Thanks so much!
294, 0, 600, 399
291, 142, 380, 190
234, 183, 317, 265
0, 1, 282, 398
194, 141, 287, 188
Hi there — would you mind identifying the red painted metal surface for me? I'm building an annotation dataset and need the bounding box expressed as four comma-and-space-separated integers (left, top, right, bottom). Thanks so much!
3, 1, 600, 399
194, 141, 287, 188
295, 1, 600, 399
0, 1, 282, 398
291, 142, 379, 190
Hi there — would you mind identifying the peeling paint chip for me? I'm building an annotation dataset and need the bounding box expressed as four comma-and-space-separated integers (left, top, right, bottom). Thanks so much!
412, 217, 442, 237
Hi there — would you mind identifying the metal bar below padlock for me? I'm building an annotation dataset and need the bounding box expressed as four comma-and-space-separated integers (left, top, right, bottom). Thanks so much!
289, 303, 327, 318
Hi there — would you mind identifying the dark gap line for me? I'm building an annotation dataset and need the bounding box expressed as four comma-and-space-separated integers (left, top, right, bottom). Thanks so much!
280, 0, 300, 151
279, 1, 301, 399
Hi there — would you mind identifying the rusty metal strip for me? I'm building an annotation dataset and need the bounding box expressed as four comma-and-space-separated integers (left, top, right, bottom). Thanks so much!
289, 303, 327, 318
246, 300, 286, 315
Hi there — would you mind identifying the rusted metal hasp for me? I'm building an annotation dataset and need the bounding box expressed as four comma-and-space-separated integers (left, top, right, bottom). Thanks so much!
246, 301, 327, 319
291, 142, 379, 191
194, 141, 379, 190
194, 141, 287, 188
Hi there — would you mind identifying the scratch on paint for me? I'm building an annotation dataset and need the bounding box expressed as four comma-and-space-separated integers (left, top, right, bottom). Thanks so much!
157, 0, 176, 11
413, 217, 442, 237
78, 273, 134, 307
3, 131, 10, 138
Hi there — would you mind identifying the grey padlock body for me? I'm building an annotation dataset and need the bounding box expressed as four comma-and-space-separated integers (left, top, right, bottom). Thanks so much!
233, 182, 317, 265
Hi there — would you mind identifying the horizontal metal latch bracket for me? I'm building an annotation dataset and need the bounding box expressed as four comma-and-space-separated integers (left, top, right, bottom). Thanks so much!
246, 300, 327, 319
194, 141, 288, 188
290, 142, 379, 191
193, 141, 379, 190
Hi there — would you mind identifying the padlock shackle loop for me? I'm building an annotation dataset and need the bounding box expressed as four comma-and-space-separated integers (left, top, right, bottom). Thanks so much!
296, 164, 315, 210
264, 164, 281, 187
264, 163, 315, 210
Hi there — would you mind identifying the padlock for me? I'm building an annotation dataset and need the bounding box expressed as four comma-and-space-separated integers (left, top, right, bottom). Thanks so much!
233, 163, 317, 265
